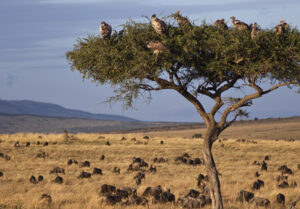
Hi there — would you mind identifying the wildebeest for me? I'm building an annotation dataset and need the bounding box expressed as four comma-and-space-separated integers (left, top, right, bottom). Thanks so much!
153, 157, 168, 163
79, 161, 90, 168
93, 168, 102, 175
186, 189, 200, 198
14, 141, 20, 148
36, 152, 47, 158
106, 141, 111, 146
50, 167, 65, 175
53, 176, 63, 184
178, 196, 208, 208
149, 165, 157, 173
278, 181, 289, 188
67, 159, 78, 165
38, 175, 44, 182
113, 167, 120, 174
152, 191, 175, 204
276, 193, 285, 205
125, 195, 148, 206
100, 155, 105, 160
100, 184, 116, 195
236, 190, 254, 202
134, 172, 145, 185
116, 189, 129, 199
30, 175, 37, 184
43, 142, 48, 146
78, 171, 92, 178
261, 161, 268, 171
120, 187, 137, 196
249, 197, 270, 207
278, 165, 293, 174
252, 179, 264, 190
143, 136, 150, 139
0, 171, 3, 177
142, 185, 164, 197
41, 194, 52, 204
26, 142, 30, 147
0, 153, 10, 161
100, 195, 122, 205
276, 174, 288, 182
132, 157, 148, 168
127, 164, 142, 172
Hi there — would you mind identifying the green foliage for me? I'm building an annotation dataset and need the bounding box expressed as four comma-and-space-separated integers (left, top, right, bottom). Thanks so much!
66, 13, 300, 108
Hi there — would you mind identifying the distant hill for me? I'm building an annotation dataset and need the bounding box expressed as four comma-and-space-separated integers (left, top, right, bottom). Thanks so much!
0, 113, 198, 134
0, 99, 137, 122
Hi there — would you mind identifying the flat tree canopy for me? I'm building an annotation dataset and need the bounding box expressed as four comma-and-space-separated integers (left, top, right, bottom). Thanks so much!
67, 13, 300, 209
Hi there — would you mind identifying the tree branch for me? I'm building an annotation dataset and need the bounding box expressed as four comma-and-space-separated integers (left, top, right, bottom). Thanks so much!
218, 79, 294, 130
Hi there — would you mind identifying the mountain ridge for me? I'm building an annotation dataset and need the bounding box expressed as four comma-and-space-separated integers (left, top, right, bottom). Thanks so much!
0, 99, 137, 122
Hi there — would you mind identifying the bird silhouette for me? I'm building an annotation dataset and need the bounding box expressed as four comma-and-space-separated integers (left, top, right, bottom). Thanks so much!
230, 16, 250, 30
151, 14, 168, 35
100, 21, 112, 39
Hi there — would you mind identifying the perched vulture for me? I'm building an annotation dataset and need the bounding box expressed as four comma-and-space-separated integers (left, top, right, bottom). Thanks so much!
251, 22, 261, 40
151, 14, 168, 35
147, 41, 167, 55
230, 16, 250, 30
214, 19, 228, 29
174, 11, 192, 29
274, 20, 289, 35
100, 21, 112, 39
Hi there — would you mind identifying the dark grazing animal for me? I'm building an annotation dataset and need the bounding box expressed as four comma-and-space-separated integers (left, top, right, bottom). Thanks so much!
93, 168, 102, 175
100, 184, 116, 195
78, 171, 92, 178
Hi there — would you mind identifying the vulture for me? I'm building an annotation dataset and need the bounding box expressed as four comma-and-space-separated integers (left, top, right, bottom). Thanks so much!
147, 41, 167, 55
230, 16, 250, 30
151, 14, 168, 35
214, 19, 228, 29
250, 22, 261, 40
174, 11, 192, 29
100, 21, 112, 39
274, 20, 289, 35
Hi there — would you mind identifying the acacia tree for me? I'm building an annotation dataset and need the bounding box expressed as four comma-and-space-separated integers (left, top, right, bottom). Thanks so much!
66, 13, 300, 209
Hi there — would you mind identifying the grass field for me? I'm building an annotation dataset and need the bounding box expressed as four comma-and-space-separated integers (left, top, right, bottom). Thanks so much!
0, 118, 300, 209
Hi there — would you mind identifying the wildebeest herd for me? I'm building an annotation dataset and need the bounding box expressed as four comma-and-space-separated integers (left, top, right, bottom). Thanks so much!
0, 134, 300, 208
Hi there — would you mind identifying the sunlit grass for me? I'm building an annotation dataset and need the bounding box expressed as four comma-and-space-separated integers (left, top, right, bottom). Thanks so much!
0, 130, 299, 209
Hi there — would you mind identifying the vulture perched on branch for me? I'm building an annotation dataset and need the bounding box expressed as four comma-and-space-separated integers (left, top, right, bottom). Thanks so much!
146, 41, 167, 55
230, 16, 250, 30
214, 19, 228, 29
274, 20, 289, 35
100, 21, 112, 39
250, 22, 261, 40
173, 11, 192, 29
151, 14, 168, 35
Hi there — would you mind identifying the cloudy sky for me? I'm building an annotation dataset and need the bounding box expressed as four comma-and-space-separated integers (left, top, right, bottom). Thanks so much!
0, 0, 300, 122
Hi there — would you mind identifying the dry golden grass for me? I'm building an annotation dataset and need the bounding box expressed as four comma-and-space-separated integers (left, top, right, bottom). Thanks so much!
0, 120, 300, 209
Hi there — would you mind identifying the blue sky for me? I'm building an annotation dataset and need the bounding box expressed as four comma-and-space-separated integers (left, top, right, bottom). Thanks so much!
0, 0, 299, 122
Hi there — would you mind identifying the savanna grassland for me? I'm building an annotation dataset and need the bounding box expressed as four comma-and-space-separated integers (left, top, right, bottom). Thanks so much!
0, 117, 300, 209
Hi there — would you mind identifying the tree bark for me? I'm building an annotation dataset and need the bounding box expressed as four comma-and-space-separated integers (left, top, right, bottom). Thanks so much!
202, 125, 223, 209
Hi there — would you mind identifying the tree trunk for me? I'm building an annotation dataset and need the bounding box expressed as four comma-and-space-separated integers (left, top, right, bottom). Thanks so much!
202, 126, 223, 209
